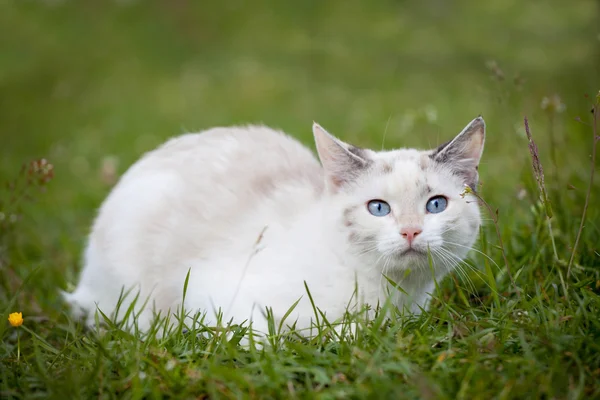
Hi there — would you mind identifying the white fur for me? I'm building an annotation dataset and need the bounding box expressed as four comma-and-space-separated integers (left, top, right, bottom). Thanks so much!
64, 119, 485, 335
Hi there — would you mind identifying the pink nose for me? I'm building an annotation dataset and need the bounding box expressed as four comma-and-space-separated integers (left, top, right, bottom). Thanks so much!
400, 226, 422, 244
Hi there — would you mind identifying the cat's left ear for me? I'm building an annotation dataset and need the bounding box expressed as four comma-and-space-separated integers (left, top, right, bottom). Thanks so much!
313, 122, 371, 192
431, 116, 485, 190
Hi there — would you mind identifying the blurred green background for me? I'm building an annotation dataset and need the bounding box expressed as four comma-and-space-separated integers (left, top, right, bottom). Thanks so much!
0, 0, 599, 290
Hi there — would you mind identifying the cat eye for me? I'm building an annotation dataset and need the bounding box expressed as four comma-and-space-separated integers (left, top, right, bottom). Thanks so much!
367, 200, 391, 217
426, 196, 448, 214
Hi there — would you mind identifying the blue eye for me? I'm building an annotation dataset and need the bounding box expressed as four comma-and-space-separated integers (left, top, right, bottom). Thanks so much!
426, 196, 448, 213
367, 200, 391, 217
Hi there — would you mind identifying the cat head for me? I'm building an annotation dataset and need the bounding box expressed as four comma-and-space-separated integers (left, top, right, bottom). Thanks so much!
313, 118, 485, 275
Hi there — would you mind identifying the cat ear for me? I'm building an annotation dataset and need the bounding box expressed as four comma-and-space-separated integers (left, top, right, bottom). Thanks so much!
313, 122, 371, 191
431, 116, 485, 190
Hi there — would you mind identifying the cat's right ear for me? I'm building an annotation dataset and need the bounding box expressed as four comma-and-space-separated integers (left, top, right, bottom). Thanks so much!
313, 122, 371, 192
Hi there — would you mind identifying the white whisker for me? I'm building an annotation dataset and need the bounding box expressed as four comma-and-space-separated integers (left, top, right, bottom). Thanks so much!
433, 247, 477, 293
443, 240, 501, 271
437, 246, 499, 295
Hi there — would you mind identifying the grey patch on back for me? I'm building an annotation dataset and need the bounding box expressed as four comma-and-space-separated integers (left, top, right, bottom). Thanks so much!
380, 162, 394, 174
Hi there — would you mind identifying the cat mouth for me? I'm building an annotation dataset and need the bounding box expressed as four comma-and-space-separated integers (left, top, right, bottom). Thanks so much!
398, 248, 427, 257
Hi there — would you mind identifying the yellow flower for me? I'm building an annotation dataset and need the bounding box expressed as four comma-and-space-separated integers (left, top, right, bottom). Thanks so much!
8, 312, 23, 327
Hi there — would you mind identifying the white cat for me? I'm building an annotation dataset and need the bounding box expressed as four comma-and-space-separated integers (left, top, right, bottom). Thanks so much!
64, 117, 485, 335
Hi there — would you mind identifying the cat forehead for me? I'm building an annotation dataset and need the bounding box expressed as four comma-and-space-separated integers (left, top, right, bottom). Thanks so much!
374, 148, 434, 172
365, 148, 461, 195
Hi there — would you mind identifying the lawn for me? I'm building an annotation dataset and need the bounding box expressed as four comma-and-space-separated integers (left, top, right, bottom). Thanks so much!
1, 0, 600, 398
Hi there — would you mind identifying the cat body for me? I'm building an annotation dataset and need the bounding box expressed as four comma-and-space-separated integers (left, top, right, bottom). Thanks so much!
65, 119, 485, 334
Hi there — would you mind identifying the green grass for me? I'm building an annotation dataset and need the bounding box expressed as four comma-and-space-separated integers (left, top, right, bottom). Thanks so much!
1, 0, 600, 398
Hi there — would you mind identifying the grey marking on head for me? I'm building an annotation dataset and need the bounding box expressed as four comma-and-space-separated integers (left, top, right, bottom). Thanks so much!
348, 231, 376, 244
430, 142, 479, 191
348, 145, 366, 158
313, 123, 374, 191
462, 174, 478, 192
343, 207, 353, 218
429, 140, 452, 163
364, 234, 376, 243
343, 207, 356, 227
429, 117, 485, 192
419, 154, 430, 171
347, 145, 373, 170
330, 145, 373, 189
